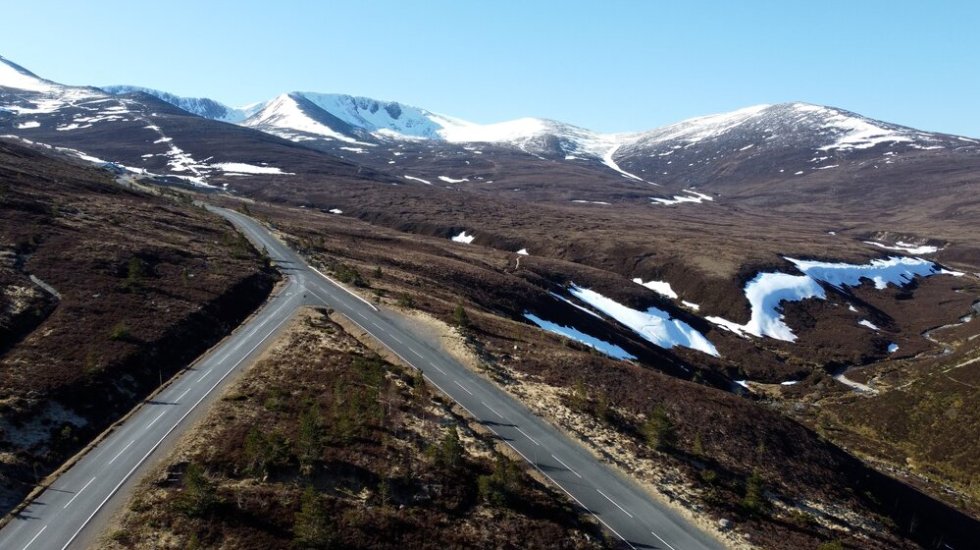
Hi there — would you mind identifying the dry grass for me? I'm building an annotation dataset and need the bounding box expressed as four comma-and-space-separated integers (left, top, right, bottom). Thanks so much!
102, 308, 604, 549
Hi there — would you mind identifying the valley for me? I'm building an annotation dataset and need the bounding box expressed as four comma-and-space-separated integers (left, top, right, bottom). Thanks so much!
2, 51, 979, 549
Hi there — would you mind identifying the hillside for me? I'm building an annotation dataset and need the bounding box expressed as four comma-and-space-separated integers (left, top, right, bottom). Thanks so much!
103, 308, 604, 549
3, 52, 980, 548
0, 138, 276, 515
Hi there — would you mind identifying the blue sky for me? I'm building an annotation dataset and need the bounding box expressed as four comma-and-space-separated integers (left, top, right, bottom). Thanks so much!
3, 1, 977, 136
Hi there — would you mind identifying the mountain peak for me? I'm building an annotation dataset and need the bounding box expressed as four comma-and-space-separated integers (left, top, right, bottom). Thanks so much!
0, 55, 56, 92
101, 85, 251, 123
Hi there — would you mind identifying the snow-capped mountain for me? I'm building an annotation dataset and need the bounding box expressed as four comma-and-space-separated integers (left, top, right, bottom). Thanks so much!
607, 102, 979, 187
0, 55, 388, 189
0, 55, 58, 92
101, 85, 254, 123
3, 53, 978, 203
86, 59, 976, 186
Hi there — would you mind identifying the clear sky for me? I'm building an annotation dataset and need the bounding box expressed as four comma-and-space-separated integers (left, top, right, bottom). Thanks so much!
2, 0, 977, 136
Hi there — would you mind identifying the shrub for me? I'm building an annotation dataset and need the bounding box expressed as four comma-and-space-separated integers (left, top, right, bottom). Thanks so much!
642, 405, 676, 451
397, 292, 415, 308
109, 322, 130, 341
243, 427, 289, 478
334, 263, 367, 287
297, 402, 324, 475
294, 486, 333, 548
741, 470, 770, 516
478, 455, 522, 507
430, 426, 464, 472
452, 304, 470, 329
173, 462, 217, 517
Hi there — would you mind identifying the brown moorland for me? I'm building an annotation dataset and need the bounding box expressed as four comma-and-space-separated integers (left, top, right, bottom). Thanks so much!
219, 198, 980, 549
104, 308, 604, 549
0, 139, 276, 515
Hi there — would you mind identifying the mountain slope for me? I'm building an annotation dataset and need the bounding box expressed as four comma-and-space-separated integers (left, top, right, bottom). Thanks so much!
1, 57, 396, 191
101, 85, 252, 122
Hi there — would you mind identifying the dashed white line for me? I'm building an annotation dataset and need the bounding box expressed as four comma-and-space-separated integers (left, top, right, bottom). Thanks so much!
144, 410, 166, 431
21, 525, 46, 550
454, 380, 474, 395
430, 363, 446, 375
175, 387, 191, 402
62, 477, 96, 509
516, 427, 540, 446
597, 488, 634, 518
388, 334, 403, 344
481, 401, 504, 419
409, 347, 424, 359
196, 368, 212, 382
355, 311, 369, 321
551, 454, 582, 478
58, 304, 297, 550
371, 322, 383, 330
492, 437, 636, 550
107, 440, 135, 465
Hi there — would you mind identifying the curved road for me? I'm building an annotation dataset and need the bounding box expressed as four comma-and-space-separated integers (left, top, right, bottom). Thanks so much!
0, 206, 720, 550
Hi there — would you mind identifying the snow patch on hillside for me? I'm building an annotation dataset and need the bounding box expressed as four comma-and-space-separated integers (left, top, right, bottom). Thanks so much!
212, 162, 292, 175
859, 319, 880, 331
787, 256, 938, 290
865, 240, 939, 255
451, 231, 475, 244
707, 273, 825, 341
652, 190, 713, 206
569, 285, 719, 357
813, 107, 918, 151
524, 313, 636, 360
632, 278, 679, 299
403, 175, 432, 185
708, 256, 951, 342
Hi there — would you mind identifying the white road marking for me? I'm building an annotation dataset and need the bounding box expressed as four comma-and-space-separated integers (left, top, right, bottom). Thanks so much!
176, 387, 191, 401
454, 380, 474, 395
309, 266, 379, 311
388, 334, 403, 344
551, 454, 582, 478
494, 438, 636, 550
107, 440, 135, 465
651, 530, 680, 550
62, 477, 96, 509
430, 363, 446, 375
196, 368, 212, 382
21, 525, 46, 550
482, 401, 504, 419
144, 410, 166, 431
597, 488, 634, 518
371, 322, 383, 329
516, 427, 539, 445
409, 347, 424, 359
59, 303, 297, 550
355, 311, 369, 320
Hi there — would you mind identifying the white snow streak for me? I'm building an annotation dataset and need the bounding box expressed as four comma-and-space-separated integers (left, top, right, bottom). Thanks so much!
523, 313, 636, 360
569, 285, 719, 357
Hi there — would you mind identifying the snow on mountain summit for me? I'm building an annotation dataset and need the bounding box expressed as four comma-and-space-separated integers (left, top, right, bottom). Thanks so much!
299, 93, 444, 139
101, 85, 249, 123
0, 56, 57, 92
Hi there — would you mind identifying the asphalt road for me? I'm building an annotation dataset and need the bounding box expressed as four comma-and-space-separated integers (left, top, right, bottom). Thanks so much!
0, 206, 721, 550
